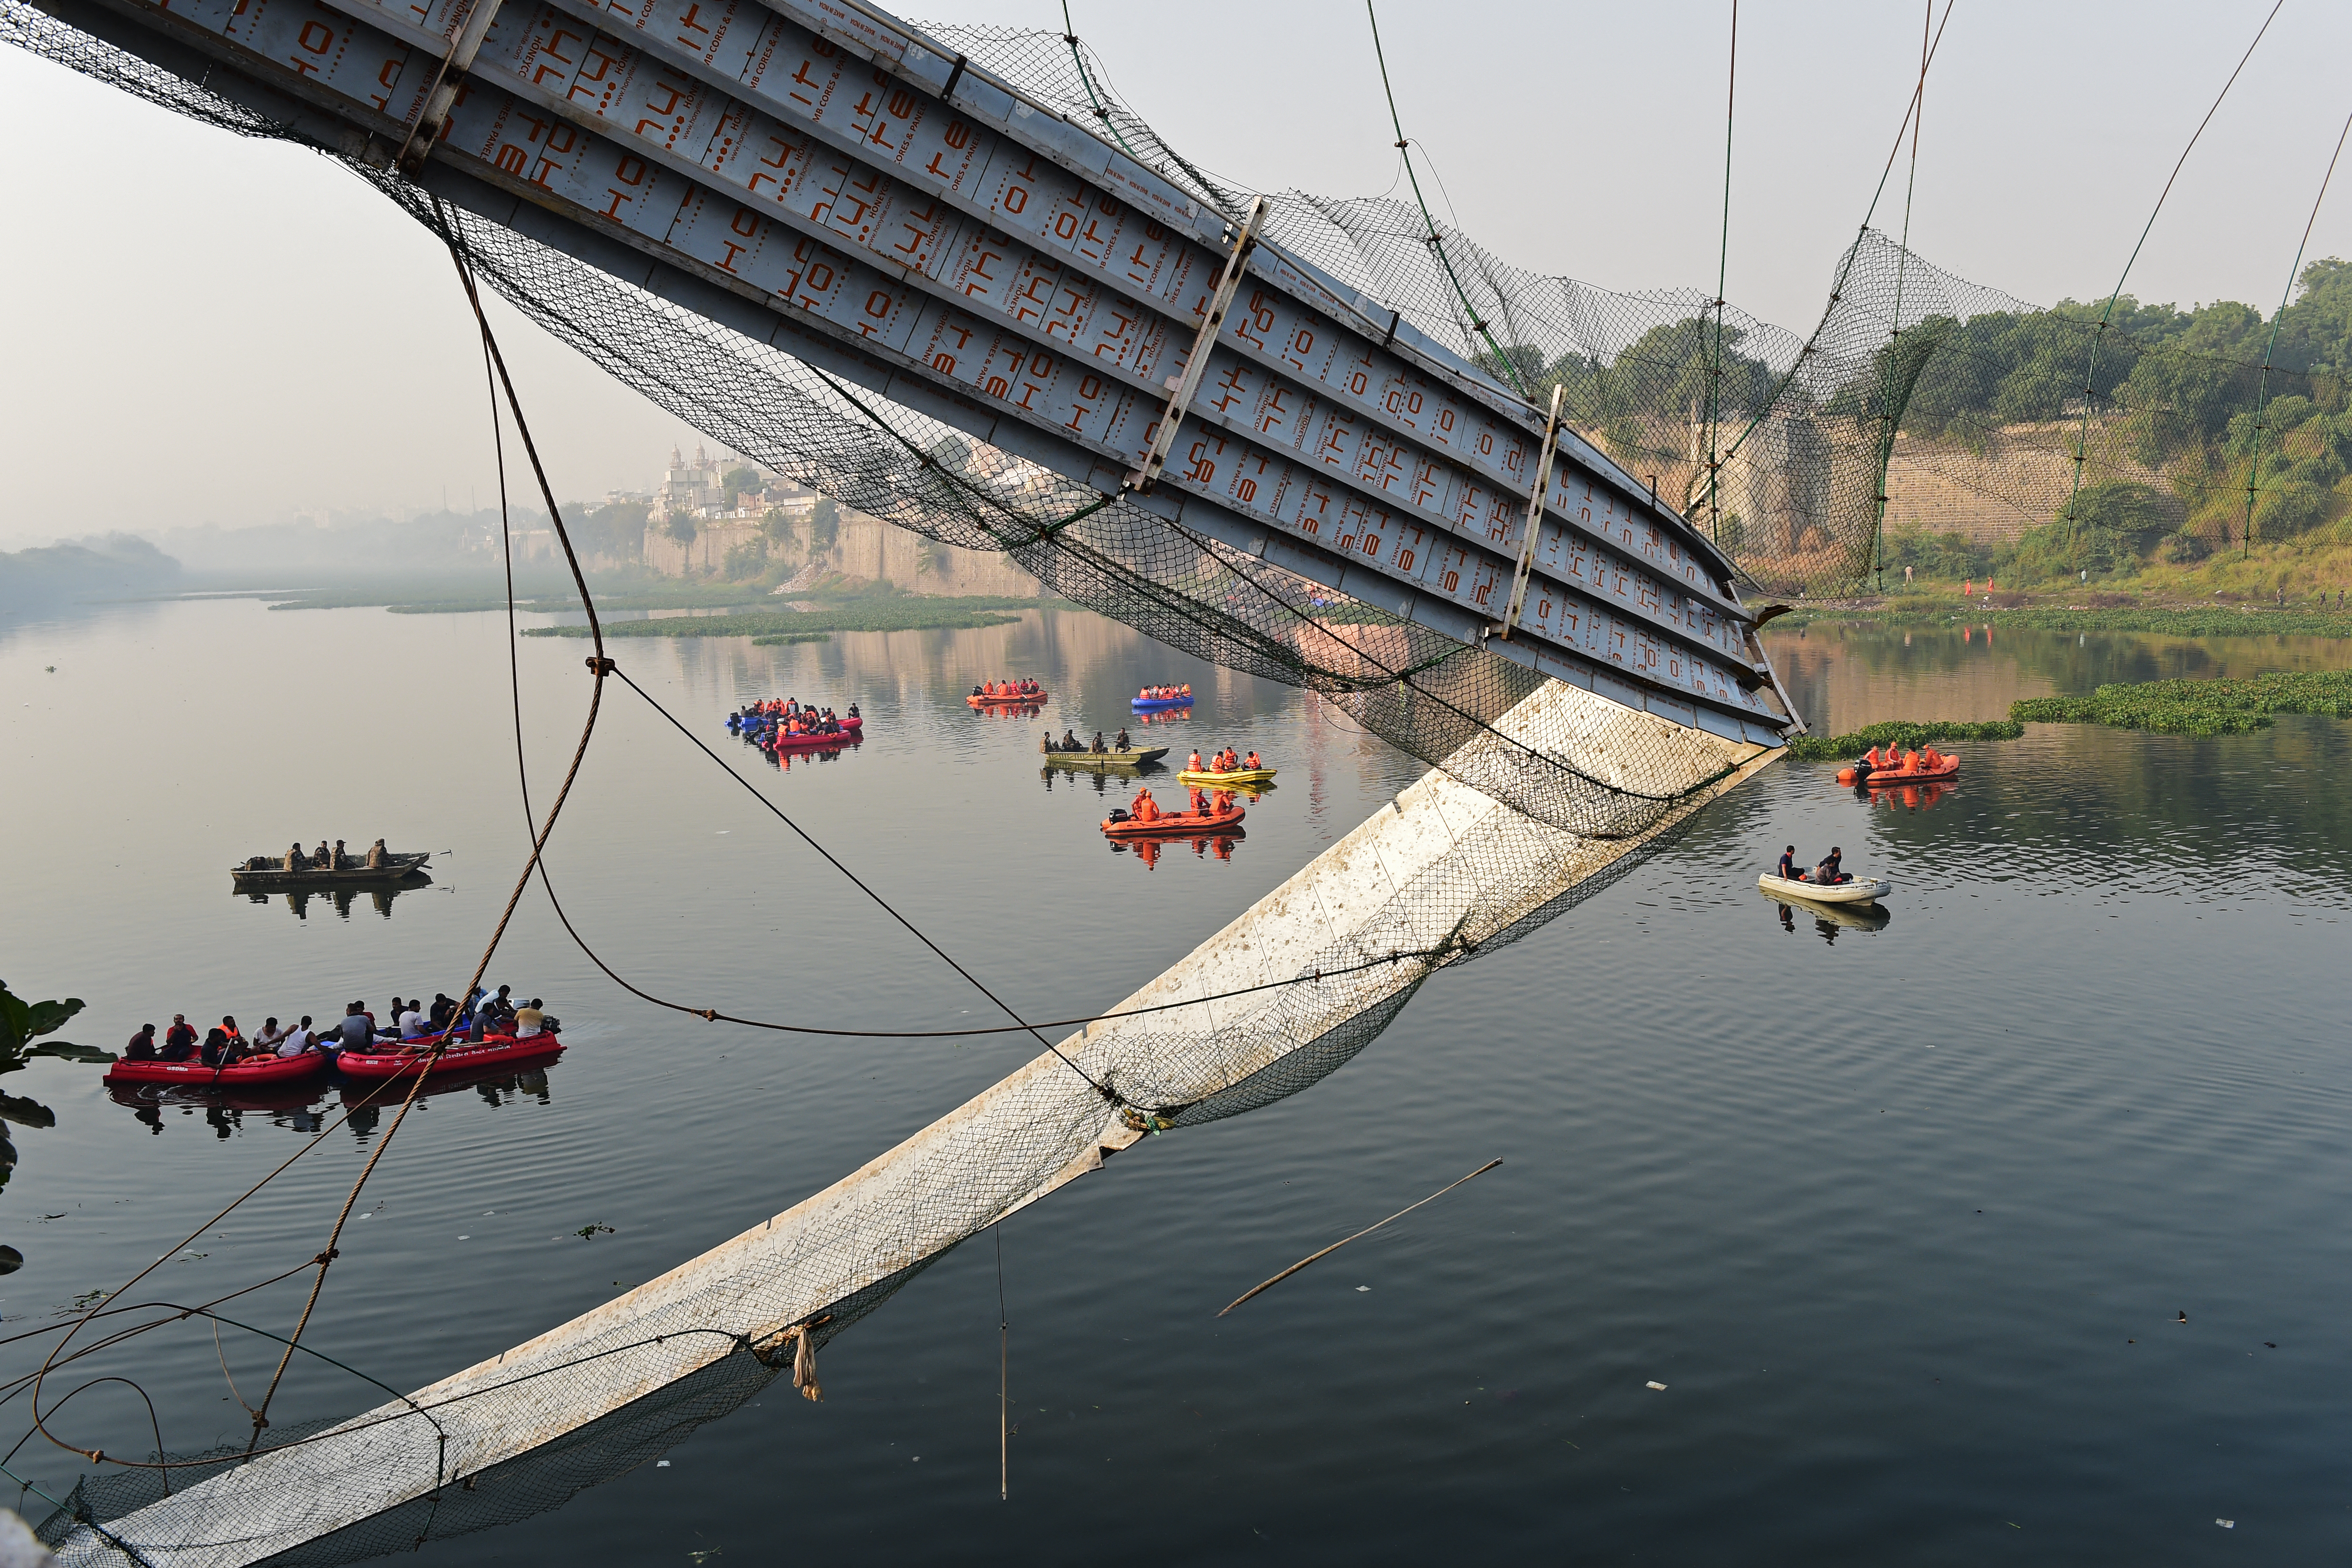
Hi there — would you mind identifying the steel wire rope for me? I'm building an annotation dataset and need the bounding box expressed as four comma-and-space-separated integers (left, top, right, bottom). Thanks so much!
1691, 1, 1956, 539
516, 678, 1478, 1039
421, 205, 1127, 1108
1872, 0, 1934, 590
23, 196, 624, 1478
2059, 0, 2282, 545
773, 352, 1747, 817
230, 200, 621, 1456
1364, 0, 1537, 401
2239, 99, 2352, 556
1702, 0, 1738, 545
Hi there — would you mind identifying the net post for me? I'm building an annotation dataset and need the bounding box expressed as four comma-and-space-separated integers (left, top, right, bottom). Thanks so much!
1127, 196, 1267, 493
1496, 382, 1568, 640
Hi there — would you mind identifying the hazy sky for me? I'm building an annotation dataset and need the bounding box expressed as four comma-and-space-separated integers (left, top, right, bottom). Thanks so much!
4, 0, 2348, 547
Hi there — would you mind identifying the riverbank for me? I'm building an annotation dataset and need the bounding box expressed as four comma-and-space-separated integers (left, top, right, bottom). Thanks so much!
1771, 592, 2352, 639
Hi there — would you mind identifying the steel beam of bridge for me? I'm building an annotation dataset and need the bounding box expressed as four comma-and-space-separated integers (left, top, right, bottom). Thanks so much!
25, 0, 1795, 744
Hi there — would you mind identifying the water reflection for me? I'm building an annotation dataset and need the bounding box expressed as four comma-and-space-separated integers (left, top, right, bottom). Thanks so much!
1765, 889, 1893, 942
1110, 832, 1245, 870
240, 876, 431, 920
752, 736, 861, 772
100, 1062, 555, 1133
1860, 778, 1956, 813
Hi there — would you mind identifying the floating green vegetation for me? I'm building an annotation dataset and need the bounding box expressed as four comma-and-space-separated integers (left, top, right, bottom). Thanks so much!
751, 632, 832, 646
1784, 719, 2025, 762
2011, 669, 2352, 736
526, 596, 1031, 640
1770, 601, 2352, 639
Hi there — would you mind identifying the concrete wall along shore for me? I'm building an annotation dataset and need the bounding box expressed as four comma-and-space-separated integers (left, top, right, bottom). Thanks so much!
54, 678, 1775, 1566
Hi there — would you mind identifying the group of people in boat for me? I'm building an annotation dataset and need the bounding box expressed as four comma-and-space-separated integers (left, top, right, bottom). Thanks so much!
1052, 727, 1132, 753
268, 838, 391, 872
119, 985, 558, 1067
1137, 684, 1192, 701
1857, 741, 1948, 776
1775, 845, 1852, 885
1122, 784, 1237, 824
974, 677, 1044, 699
733, 697, 859, 743
1187, 746, 1260, 774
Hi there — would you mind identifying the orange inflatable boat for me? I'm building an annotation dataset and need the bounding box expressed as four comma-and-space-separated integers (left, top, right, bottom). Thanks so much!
1101, 801, 1245, 837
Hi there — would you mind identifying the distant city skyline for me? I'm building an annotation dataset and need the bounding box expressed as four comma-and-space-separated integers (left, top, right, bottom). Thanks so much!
3, 0, 2345, 547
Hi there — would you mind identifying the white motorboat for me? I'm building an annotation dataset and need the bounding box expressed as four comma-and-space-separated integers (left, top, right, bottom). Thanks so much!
1757, 872, 1892, 906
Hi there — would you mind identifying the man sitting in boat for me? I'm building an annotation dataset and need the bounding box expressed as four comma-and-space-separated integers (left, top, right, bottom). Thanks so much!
313, 840, 330, 867
1188, 749, 1203, 771
1059, 729, 1082, 752
1115, 727, 1130, 750
1918, 743, 1944, 770
280, 1017, 316, 1057
1090, 731, 1108, 753
1814, 847, 1851, 885
284, 841, 308, 871
124, 1024, 158, 1061
162, 1015, 197, 1061
1130, 787, 1164, 823
366, 838, 389, 869
335, 1003, 375, 1054
1244, 750, 1261, 770
1776, 845, 1806, 882
513, 999, 547, 1039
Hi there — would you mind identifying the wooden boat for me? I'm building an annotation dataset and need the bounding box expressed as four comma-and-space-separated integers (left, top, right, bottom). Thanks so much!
1042, 744, 1167, 768
104, 1051, 330, 1088
968, 688, 1047, 708
231, 852, 429, 891
1756, 872, 1893, 906
1131, 693, 1194, 711
1102, 801, 1246, 837
335, 1032, 565, 1079
1176, 766, 1276, 786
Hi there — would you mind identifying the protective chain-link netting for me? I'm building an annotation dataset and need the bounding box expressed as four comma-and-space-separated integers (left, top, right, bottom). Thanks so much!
936, 23, 2347, 592
25, 688, 1760, 1567
0, 3, 2091, 1560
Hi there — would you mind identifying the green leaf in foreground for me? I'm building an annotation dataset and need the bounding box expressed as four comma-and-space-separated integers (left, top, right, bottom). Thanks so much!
2011, 669, 2352, 736
1783, 720, 2025, 762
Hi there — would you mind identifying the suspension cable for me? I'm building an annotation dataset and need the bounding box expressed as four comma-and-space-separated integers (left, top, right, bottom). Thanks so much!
1703, 0, 1738, 545
2061, 0, 2281, 540
1365, 1, 1535, 402
2242, 98, 2352, 557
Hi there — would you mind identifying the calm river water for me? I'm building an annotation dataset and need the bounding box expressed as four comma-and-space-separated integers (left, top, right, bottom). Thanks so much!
2, 599, 2348, 1564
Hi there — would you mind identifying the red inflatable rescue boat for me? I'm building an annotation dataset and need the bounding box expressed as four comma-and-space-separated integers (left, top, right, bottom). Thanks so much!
103, 1053, 329, 1088
335, 1033, 565, 1079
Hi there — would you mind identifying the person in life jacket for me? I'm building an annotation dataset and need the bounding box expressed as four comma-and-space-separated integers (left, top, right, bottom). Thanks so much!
1244, 750, 1261, 770
1918, 743, 1944, 770
1131, 787, 1162, 823
1898, 747, 1921, 774
1188, 750, 1204, 771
